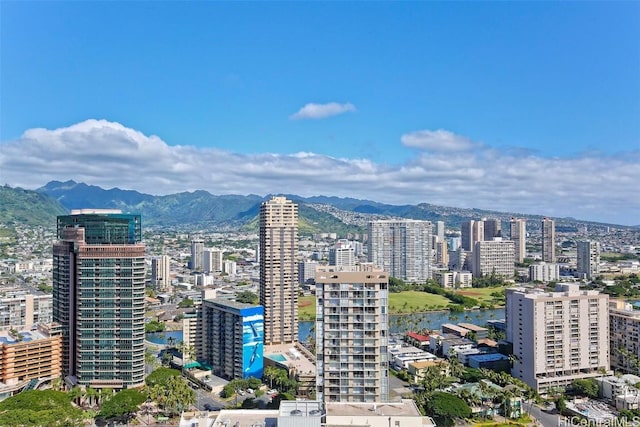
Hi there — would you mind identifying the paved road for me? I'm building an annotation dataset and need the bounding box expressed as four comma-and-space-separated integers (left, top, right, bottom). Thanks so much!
528, 403, 561, 427
193, 387, 227, 411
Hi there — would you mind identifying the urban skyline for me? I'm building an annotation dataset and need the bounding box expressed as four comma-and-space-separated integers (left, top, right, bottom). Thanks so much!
0, 2, 638, 226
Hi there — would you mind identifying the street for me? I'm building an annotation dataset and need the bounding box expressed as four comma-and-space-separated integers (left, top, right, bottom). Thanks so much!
528, 403, 560, 427
193, 387, 227, 411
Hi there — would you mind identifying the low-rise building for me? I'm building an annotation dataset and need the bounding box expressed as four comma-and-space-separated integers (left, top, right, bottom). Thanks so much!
467, 353, 510, 372
389, 345, 437, 370
404, 332, 430, 350
0, 323, 62, 399
435, 271, 472, 289
407, 359, 449, 383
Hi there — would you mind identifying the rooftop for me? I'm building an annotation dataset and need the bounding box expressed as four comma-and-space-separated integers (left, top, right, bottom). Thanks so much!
406, 331, 430, 341
264, 343, 316, 376
212, 410, 279, 427
325, 399, 422, 417
279, 400, 324, 417
457, 323, 488, 332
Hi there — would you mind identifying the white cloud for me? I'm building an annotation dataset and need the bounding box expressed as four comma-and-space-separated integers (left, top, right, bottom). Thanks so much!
401, 129, 477, 152
1, 119, 639, 225
289, 102, 356, 120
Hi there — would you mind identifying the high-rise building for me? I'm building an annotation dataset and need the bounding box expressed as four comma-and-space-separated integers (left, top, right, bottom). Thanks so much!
541, 218, 556, 263
200, 299, 264, 380
53, 209, 145, 389
329, 240, 355, 271
435, 221, 446, 243
509, 218, 527, 263
506, 284, 609, 393
315, 265, 389, 402
461, 220, 484, 252
298, 261, 319, 285
472, 239, 515, 278
259, 196, 299, 345
151, 255, 171, 292
203, 248, 224, 273
0, 293, 52, 330
435, 241, 449, 267
528, 262, 559, 283
483, 218, 502, 240
577, 241, 601, 280
191, 239, 205, 271
368, 220, 432, 283
610, 300, 640, 374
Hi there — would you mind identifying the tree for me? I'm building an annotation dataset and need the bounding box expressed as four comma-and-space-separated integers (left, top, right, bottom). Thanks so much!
178, 298, 194, 308
149, 376, 195, 416
177, 341, 196, 364
97, 388, 114, 405
555, 395, 567, 414
99, 389, 147, 421
85, 387, 99, 408
571, 378, 599, 398
425, 392, 472, 426
263, 366, 286, 389
0, 390, 84, 427
167, 336, 177, 348
67, 386, 83, 406
236, 291, 259, 304
145, 367, 181, 387
145, 320, 165, 333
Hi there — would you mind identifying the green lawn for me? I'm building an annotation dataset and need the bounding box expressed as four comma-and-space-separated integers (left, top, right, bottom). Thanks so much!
299, 291, 451, 317
389, 291, 450, 313
299, 295, 316, 320
455, 286, 508, 305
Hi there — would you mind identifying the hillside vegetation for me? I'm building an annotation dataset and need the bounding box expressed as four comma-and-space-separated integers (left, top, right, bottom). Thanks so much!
0, 186, 67, 227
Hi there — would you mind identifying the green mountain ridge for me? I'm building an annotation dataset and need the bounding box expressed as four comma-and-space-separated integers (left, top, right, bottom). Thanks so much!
0, 182, 633, 236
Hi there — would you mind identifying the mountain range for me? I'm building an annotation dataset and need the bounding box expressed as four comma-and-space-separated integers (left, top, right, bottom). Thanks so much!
0, 180, 633, 234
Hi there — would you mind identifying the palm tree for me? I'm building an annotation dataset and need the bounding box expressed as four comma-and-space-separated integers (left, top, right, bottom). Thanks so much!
160, 376, 196, 416
68, 386, 83, 406
50, 377, 63, 391
167, 336, 177, 349
98, 387, 114, 405
85, 387, 98, 408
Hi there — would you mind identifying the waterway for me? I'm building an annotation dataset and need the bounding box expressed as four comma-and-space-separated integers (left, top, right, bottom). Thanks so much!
146, 308, 505, 344
299, 307, 504, 342
146, 330, 184, 345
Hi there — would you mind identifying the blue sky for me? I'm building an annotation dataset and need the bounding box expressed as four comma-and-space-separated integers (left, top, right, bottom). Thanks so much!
1, 1, 639, 225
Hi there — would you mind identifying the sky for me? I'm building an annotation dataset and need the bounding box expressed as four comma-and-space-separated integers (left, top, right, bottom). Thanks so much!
0, 1, 639, 225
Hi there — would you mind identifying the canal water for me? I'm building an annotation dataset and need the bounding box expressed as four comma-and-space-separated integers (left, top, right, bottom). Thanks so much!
147, 308, 505, 344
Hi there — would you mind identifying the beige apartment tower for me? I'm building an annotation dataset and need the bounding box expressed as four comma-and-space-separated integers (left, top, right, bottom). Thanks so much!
510, 218, 526, 263
610, 300, 640, 373
506, 284, 609, 394
259, 196, 299, 345
151, 255, 171, 292
315, 265, 389, 402
541, 218, 556, 263
472, 239, 515, 278
461, 220, 484, 252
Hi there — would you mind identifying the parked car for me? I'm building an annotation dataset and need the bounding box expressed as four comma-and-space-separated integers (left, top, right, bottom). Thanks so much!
247, 388, 254, 394
237, 389, 245, 396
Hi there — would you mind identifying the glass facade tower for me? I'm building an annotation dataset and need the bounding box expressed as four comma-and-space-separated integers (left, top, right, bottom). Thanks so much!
53, 210, 146, 389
